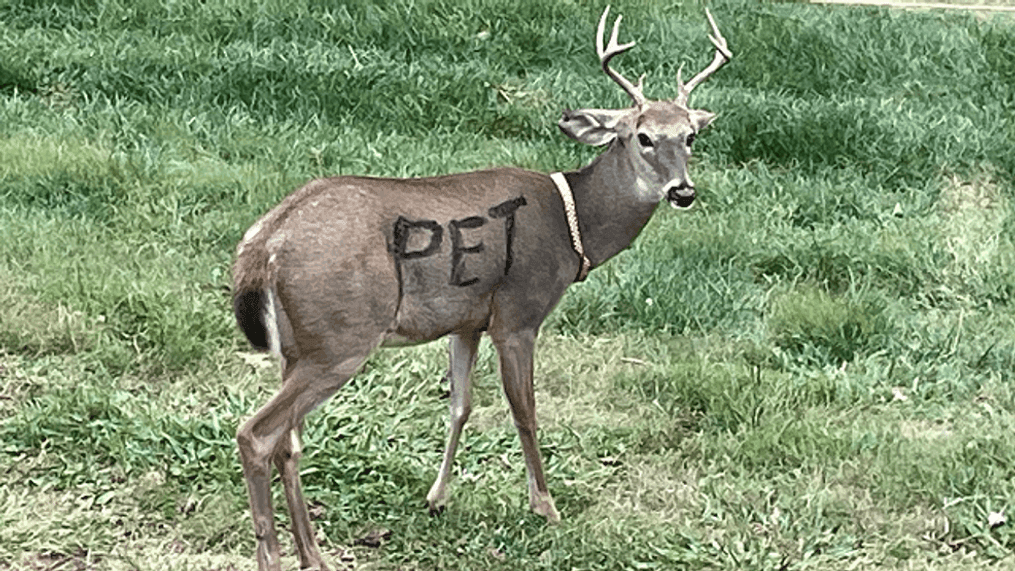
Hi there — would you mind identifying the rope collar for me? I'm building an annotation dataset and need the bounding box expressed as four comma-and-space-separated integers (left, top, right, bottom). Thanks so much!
550, 172, 592, 282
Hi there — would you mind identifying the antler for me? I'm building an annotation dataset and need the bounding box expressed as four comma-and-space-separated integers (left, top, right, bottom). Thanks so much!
596, 6, 647, 108
675, 8, 732, 107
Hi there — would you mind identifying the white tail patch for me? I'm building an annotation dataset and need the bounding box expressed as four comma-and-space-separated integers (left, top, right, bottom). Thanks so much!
237, 218, 266, 256
263, 288, 282, 360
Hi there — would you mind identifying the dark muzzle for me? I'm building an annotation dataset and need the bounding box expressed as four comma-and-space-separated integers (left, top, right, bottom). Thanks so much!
666, 184, 696, 209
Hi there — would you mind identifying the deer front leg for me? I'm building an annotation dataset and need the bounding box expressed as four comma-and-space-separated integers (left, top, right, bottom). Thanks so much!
427, 331, 482, 514
492, 330, 560, 523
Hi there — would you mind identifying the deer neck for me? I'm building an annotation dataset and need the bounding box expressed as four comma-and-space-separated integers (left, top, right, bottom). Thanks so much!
563, 145, 660, 268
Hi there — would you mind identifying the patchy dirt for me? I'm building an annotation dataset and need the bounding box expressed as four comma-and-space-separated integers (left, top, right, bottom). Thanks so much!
937, 170, 1007, 275
5, 549, 94, 571
899, 418, 954, 441
354, 527, 392, 548
939, 172, 1003, 215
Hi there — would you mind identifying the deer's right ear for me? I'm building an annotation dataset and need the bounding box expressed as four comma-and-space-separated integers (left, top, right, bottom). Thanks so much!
558, 108, 629, 146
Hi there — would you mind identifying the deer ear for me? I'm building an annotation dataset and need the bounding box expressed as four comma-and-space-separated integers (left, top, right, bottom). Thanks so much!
688, 109, 716, 131
558, 108, 631, 146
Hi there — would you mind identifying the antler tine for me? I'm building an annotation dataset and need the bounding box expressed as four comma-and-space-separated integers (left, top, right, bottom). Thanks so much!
675, 8, 732, 107
596, 6, 647, 108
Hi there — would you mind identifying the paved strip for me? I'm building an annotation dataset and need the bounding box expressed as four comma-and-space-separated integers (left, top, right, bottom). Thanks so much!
814, 0, 1015, 12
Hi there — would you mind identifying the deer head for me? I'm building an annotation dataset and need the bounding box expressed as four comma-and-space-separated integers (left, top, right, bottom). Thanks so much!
558, 6, 731, 209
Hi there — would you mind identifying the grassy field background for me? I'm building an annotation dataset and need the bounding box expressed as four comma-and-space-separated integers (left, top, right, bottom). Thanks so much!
1, 0, 1014, 569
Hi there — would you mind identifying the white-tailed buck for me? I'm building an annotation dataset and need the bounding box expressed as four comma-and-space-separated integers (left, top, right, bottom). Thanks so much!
232, 6, 730, 570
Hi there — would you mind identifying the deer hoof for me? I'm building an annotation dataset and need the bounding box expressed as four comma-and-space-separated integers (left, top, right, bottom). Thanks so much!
531, 493, 561, 524
425, 486, 448, 516
426, 498, 446, 516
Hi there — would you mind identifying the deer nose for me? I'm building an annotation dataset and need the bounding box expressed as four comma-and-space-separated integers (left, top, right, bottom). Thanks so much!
666, 182, 695, 209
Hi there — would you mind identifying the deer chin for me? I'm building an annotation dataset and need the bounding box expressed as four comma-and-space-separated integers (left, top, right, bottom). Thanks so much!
666, 186, 696, 209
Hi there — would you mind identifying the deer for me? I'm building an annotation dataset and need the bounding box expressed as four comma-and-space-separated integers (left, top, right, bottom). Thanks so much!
231, 6, 731, 570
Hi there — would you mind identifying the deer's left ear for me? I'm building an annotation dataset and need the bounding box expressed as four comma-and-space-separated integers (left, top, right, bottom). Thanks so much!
559, 108, 632, 147
688, 109, 716, 131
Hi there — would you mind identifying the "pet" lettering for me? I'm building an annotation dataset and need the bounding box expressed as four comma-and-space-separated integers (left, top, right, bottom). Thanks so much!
390, 197, 527, 287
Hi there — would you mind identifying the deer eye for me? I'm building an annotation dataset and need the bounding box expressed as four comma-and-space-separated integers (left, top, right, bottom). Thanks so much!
686, 133, 696, 147
637, 133, 654, 148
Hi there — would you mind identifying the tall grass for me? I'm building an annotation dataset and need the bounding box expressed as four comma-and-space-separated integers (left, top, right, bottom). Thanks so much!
1, 0, 1014, 569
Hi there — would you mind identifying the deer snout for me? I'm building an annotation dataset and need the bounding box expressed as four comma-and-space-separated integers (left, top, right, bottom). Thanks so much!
665, 182, 695, 209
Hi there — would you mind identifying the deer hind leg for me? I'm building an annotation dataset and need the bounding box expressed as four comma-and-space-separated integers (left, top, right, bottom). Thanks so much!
491, 329, 560, 523
237, 409, 284, 571
426, 331, 482, 514
273, 421, 326, 570
238, 351, 375, 571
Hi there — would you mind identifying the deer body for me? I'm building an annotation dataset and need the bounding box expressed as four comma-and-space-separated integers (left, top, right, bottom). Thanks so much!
235, 168, 581, 353
233, 7, 730, 570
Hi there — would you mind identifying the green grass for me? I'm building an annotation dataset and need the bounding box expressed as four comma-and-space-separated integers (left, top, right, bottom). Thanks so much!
1, 0, 1014, 569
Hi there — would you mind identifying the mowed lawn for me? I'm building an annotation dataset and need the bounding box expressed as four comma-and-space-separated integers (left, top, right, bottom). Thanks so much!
1, 0, 1014, 569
